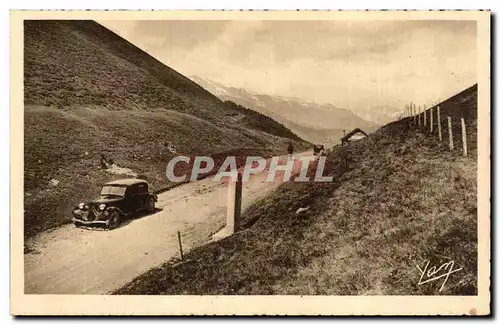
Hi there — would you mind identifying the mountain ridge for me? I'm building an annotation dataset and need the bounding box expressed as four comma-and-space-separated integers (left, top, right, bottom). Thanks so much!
189, 75, 379, 145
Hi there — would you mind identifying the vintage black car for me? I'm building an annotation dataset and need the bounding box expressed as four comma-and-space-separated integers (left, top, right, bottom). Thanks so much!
71, 178, 158, 229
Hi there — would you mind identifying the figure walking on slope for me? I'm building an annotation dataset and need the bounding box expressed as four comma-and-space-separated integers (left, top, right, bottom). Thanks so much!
287, 141, 295, 160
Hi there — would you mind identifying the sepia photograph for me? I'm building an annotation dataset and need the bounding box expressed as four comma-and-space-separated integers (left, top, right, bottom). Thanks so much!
10, 10, 490, 315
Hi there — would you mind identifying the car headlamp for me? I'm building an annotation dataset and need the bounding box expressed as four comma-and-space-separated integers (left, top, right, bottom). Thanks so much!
78, 203, 85, 210
99, 204, 106, 211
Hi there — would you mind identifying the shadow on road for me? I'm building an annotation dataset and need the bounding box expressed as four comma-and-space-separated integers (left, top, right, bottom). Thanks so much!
117, 207, 164, 229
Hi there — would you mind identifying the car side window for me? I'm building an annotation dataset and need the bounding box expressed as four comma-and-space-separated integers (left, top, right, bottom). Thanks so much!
137, 183, 148, 194
126, 184, 139, 197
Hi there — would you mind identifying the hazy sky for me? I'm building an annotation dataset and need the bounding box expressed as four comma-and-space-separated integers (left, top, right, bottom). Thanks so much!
99, 20, 477, 113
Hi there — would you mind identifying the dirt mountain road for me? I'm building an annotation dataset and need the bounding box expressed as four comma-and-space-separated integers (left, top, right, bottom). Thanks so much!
24, 151, 313, 294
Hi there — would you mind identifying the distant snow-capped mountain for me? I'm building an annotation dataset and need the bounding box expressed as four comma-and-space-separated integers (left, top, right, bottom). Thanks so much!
190, 75, 380, 145
355, 105, 402, 125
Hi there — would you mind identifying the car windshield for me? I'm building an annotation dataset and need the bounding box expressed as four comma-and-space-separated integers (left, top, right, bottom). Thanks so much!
100, 185, 127, 197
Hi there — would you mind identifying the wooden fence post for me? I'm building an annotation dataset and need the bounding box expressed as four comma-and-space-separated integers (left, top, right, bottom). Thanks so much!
437, 106, 442, 142
418, 106, 421, 127
226, 172, 242, 233
413, 104, 416, 125
177, 230, 184, 260
430, 106, 433, 134
423, 105, 427, 128
461, 118, 468, 156
447, 116, 454, 150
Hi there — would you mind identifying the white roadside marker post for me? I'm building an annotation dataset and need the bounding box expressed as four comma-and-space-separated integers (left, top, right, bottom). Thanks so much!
226, 172, 242, 233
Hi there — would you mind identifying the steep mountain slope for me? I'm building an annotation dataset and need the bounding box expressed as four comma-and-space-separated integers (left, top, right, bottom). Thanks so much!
23, 20, 307, 237
116, 84, 478, 296
190, 75, 379, 145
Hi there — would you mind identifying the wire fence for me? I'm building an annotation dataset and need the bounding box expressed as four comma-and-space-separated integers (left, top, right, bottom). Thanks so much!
397, 84, 477, 158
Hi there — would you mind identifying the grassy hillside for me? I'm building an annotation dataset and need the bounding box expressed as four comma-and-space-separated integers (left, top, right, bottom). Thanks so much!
223, 101, 303, 141
24, 20, 307, 238
115, 84, 477, 295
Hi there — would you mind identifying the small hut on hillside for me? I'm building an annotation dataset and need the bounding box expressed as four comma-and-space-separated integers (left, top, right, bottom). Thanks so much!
340, 128, 368, 146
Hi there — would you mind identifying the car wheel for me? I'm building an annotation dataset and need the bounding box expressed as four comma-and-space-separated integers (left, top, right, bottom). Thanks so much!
107, 211, 121, 230
145, 196, 155, 213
